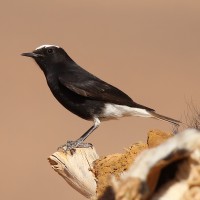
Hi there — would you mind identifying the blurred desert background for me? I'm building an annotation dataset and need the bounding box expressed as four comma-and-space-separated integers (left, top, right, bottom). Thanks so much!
0, 0, 199, 199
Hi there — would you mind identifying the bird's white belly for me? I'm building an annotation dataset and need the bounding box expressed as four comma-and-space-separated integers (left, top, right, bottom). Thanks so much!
100, 103, 152, 120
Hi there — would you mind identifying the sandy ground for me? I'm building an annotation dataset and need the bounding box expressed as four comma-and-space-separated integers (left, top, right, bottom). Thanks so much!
0, 1, 199, 199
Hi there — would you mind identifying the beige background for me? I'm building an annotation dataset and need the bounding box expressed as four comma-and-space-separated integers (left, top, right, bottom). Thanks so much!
0, 1, 199, 199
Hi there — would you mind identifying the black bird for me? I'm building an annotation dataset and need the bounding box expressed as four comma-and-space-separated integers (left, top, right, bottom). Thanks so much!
22, 45, 180, 150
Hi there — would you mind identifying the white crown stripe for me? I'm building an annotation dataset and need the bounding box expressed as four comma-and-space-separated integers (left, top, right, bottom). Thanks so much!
35, 44, 59, 50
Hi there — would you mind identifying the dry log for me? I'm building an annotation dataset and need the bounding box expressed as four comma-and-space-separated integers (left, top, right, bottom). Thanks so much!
48, 129, 200, 200
48, 148, 99, 199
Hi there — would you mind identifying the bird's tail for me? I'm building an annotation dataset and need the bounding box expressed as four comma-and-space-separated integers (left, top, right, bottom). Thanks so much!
149, 111, 181, 126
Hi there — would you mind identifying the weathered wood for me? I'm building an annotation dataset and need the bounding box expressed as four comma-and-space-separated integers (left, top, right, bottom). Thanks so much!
48, 147, 99, 199
48, 129, 200, 200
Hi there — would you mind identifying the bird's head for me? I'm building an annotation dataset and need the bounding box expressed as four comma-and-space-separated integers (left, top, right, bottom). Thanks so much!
21, 44, 73, 74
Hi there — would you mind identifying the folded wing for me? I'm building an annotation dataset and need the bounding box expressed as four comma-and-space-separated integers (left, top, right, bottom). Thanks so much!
58, 71, 154, 111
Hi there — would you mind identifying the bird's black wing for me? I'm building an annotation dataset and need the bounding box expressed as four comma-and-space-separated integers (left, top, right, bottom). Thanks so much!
58, 70, 154, 111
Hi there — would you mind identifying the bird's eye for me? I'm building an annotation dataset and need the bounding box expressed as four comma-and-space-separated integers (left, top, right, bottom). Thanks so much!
47, 48, 54, 54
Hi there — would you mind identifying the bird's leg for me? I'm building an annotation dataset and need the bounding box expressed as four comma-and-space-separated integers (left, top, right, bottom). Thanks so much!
60, 118, 100, 152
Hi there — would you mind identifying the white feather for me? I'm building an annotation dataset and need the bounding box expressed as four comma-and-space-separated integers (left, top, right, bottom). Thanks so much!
35, 44, 59, 50
100, 103, 152, 120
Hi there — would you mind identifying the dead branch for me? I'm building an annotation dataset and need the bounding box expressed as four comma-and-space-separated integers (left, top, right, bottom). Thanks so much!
48, 129, 200, 200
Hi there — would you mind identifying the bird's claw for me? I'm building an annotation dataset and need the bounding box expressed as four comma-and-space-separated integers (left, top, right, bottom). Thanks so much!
57, 140, 93, 154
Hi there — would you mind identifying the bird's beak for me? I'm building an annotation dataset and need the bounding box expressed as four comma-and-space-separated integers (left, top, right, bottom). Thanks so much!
21, 52, 43, 58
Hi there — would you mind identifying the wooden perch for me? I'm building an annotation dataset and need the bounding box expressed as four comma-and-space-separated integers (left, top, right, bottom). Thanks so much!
48, 148, 99, 199
48, 129, 200, 200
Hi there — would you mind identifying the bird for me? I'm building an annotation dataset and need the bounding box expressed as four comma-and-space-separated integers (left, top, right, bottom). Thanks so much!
21, 44, 180, 150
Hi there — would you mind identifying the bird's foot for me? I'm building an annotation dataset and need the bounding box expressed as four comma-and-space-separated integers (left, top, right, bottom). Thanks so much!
58, 140, 93, 154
